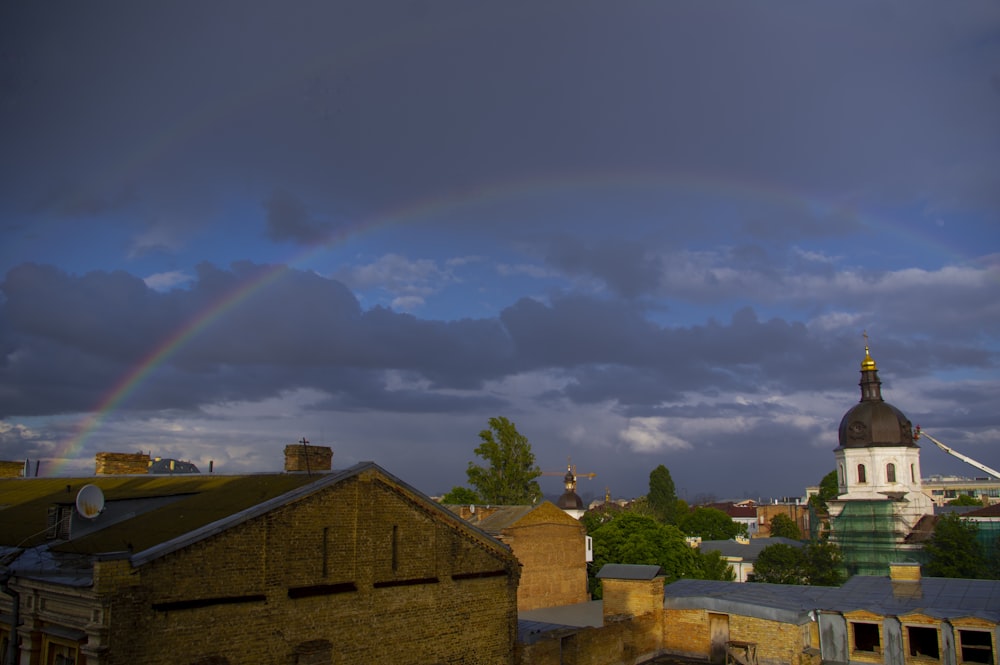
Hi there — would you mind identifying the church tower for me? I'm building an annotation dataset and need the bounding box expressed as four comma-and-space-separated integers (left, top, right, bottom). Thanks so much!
826, 338, 935, 575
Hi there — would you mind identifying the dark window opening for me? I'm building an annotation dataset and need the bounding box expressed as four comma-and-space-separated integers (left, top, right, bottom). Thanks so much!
852, 622, 880, 652
287, 583, 357, 599
858, 465, 867, 484
373, 577, 438, 588
908, 626, 939, 659
959, 629, 993, 664
391, 525, 399, 573
887, 463, 896, 483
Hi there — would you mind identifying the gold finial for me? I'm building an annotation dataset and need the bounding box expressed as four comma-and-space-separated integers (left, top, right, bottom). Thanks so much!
861, 330, 877, 371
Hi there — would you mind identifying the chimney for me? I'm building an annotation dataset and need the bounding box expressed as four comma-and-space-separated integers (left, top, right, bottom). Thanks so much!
284, 442, 333, 472
889, 561, 921, 582
95, 452, 151, 475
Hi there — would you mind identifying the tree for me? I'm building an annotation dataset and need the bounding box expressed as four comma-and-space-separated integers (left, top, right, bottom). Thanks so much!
440, 486, 480, 505
924, 513, 988, 579
750, 543, 807, 584
680, 507, 741, 541
808, 470, 840, 513
465, 417, 542, 505
948, 494, 983, 507
648, 465, 680, 524
768, 513, 802, 540
750, 542, 845, 586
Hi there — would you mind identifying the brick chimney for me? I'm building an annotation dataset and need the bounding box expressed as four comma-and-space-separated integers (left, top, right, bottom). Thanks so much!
283, 442, 333, 472
889, 561, 921, 582
95, 452, 151, 475
0, 460, 25, 478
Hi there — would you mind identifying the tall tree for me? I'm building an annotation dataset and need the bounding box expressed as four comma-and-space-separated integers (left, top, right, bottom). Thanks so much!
768, 513, 802, 540
680, 507, 742, 541
808, 470, 840, 513
648, 464, 680, 524
465, 417, 542, 505
750, 542, 845, 586
924, 513, 988, 579
440, 486, 480, 505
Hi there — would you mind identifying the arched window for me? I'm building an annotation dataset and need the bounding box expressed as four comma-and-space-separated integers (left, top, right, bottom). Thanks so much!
886, 463, 896, 483
858, 464, 867, 484
838, 464, 845, 485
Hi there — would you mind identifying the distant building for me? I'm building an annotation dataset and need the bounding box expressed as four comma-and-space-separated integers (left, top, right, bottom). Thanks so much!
921, 475, 1000, 507
826, 343, 935, 575
448, 501, 590, 611
698, 537, 804, 582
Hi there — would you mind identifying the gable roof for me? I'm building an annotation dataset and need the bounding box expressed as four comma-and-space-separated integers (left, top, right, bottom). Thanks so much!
1, 462, 516, 582
445, 501, 580, 536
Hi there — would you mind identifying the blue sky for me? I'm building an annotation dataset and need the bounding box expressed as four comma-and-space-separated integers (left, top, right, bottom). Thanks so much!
1, 1, 998, 503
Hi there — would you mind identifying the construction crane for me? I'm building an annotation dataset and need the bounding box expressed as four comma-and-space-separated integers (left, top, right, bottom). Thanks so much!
542, 457, 596, 494
915, 426, 1000, 480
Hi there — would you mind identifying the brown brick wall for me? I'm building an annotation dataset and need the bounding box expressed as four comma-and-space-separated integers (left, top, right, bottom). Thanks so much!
757, 504, 810, 537
663, 608, 817, 665
0, 460, 24, 477
283, 443, 333, 472
601, 578, 664, 618
504, 509, 588, 611
99, 469, 519, 665
519, 612, 663, 665
95, 452, 150, 475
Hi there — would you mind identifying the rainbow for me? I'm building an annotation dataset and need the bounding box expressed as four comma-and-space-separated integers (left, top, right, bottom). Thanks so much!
48, 170, 978, 474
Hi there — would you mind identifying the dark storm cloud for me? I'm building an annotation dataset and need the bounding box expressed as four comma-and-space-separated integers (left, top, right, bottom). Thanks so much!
545, 236, 663, 298
263, 189, 348, 245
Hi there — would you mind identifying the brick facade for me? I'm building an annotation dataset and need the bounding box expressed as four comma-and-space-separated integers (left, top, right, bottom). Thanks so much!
95, 452, 150, 475
282, 443, 333, 472
2, 466, 520, 665
0, 460, 24, 477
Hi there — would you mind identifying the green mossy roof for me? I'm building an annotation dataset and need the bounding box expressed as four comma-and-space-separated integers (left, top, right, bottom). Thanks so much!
0, 474, 322, 554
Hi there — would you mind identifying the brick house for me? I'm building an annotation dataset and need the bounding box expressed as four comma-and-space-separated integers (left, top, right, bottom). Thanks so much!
0, 454, 520, 665
448, 501, 590, 611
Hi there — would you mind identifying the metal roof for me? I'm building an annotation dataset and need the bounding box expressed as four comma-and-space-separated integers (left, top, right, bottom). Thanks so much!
663, 574, 1000, 624
597, 563, 663, 580
699, 537, 803, 560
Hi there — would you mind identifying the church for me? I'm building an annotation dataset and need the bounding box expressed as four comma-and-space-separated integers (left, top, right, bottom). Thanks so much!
826, 341, 936, 575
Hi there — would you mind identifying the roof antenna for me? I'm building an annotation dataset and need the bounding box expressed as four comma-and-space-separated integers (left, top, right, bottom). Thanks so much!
300, 437, 312, 476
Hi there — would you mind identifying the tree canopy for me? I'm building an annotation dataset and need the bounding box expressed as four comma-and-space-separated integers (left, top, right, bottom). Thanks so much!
648, 464, 680, 524
679, 506, 743, 541
808, 470, 840, 513
465, 417, 542, 505
948, 494, 983, 507
750, 542, 844, 586
588, 512, 732, 597
440, 486, 480, 505
768, 513, 802, 540
924, 513, 989, 579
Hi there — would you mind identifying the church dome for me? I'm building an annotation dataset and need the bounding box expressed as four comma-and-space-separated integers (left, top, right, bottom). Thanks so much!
837, 342, 917, 449
556, 490, 584, 510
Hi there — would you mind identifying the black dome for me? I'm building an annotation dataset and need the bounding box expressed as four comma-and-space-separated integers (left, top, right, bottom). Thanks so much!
838, 343, 916, 449
556, 491, 584, 510
838, 400, 916, 449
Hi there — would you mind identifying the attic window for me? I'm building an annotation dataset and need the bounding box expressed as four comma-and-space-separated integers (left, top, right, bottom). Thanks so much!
46, 505, 72, 540
851, 622, 880, 653
907, 626, 939, 659
959, 630, 992, 664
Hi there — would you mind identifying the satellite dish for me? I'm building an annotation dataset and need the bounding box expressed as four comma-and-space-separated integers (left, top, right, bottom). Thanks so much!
75, 484, 105, 519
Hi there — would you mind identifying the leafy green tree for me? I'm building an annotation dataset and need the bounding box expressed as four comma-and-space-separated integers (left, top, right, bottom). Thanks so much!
924, 513, 988, 579
768, 513, 802, 540
750, 543, 807, 584
680, 507, 741, 541
648, 464, 680, 524
589, 512, 730, 597
808, 470, 840, 513
465, 417, 542, 505
803, 541, 846, 586
948, 494, 983, 507
440, 486, 480, 504
750, 542, 845, 586
696, 549, 736, 582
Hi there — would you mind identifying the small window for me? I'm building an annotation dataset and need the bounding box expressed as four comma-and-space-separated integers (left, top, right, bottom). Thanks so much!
858, 464, 867, 484
911, 464, 916, 483
908, 626, 939, 659
959, 629, 993, 664
838, 464, 845, 485
43, 636, 80, 665
886, 463, 896, 483
852, 622, 880, 652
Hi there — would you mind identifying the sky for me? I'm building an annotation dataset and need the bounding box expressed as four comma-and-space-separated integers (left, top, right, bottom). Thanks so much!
1, 2, 999, 504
